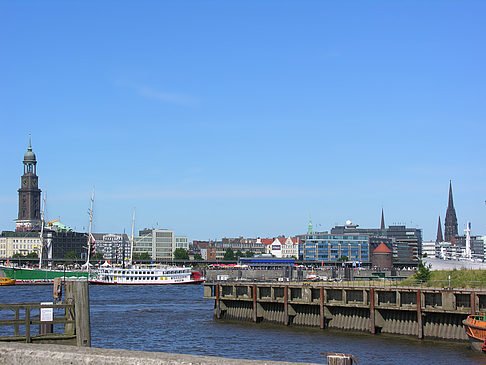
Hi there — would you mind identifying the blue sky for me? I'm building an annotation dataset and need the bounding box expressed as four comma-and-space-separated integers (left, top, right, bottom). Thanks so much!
1, 1, 485, 241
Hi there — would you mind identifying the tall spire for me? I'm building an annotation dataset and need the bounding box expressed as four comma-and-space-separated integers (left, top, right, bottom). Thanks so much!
444, 180, 458, 242
380, 208, 385, 230
436, 216, 443, 243
448, 180, 454, 209
307, 216, 314, 234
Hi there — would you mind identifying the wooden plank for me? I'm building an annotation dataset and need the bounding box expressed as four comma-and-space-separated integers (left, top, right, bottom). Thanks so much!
14, 308, 19, 336
25, 308, 30, 343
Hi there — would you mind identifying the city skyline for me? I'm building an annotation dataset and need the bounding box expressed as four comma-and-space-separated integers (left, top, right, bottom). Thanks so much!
1, 2, 485, 240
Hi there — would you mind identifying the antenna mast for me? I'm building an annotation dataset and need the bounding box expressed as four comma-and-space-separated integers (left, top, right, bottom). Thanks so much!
38, 193, 46, 268
85, 189, 95, 270
130, 207, 135, 265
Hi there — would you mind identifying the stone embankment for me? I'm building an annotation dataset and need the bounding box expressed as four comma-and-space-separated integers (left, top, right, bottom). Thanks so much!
0, 342, 319, 365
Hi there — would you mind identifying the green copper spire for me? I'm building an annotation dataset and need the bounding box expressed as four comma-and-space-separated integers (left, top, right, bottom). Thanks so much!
307, 216, 314, 234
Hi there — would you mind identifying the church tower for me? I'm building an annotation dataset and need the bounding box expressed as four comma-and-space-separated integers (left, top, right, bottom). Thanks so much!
444, 181, 458, 242
15, 135, 42, 231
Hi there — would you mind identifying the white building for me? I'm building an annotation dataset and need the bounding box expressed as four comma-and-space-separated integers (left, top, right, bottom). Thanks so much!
175, 236, 189, 251
270, 237, 299, 259
133, 229, 175, 260
422, 241, 436, 258
0, 233, 41, 258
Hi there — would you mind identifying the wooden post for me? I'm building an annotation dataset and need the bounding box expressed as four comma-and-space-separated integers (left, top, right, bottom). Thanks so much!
471, 292, 476, 315
369, 288, 375, 334
320, 287, 325, 329
215, 284, 221, 319
64, 281, 75, 335
74, 281, 91, 347
284, 286, 289, 326
252, 284, 257, 322
14, 307, 19, 336
25, 308, 31, 343
417, 289, 423, 339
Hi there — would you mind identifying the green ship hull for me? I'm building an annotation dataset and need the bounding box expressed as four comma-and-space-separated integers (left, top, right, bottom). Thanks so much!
0, 266, 89, 283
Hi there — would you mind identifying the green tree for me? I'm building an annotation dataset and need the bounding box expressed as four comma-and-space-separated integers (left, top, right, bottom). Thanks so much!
25, 252, 38, 258
64, 251, 78, 259
12, 253, 23, 258
194, 253, 203, 260
338, 256, 348, 262
245, 251, 255, 258
133, 252, 151, 261
173, 248, 189, 260
223, 248, 236, 261
235, 250, 244, 258
415, 261, 431, 282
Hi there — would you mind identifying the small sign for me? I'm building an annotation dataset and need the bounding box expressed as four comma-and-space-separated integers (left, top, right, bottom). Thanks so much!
40, 302, 53, 322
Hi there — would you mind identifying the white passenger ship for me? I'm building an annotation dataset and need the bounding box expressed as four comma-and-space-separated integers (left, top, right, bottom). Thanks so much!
89, 265, 204, 285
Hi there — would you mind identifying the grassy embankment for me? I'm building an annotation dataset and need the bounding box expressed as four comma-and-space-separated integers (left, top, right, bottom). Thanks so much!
400, 268, 486, 288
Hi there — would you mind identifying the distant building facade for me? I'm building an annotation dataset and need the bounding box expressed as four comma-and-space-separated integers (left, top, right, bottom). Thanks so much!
92, 233, 130, 262
133, 229, 175, 260
300, 232, 370, 262
175, 236, 189, 251
0, 231, 41, 258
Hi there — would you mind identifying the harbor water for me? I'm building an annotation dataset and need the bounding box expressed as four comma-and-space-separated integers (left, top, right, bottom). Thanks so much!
0, 284, 484, 365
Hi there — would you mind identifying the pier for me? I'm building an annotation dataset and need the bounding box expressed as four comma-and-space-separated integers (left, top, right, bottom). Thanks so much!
0, 281, 90, 346
203, 282, 483, 341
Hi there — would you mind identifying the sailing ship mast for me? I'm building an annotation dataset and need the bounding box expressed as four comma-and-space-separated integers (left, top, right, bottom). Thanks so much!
129, 207, 135, 266
38, 193, 46, 268
85, 189, 95, 270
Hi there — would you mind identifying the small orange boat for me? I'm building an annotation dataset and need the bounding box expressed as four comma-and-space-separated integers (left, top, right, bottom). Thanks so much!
463, 314, 486, 352
0, 277, 15, 286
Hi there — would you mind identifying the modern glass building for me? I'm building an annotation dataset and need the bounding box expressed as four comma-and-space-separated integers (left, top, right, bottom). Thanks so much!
301, 233, 369, 263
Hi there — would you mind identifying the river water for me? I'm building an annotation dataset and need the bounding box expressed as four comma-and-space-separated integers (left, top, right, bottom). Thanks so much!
1, 284, 484, 364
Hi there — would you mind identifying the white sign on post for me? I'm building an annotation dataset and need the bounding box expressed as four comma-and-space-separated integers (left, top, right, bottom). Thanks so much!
40, 302, 53, 322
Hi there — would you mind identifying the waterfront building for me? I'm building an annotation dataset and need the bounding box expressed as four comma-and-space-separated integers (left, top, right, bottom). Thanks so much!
422, 241, 437, 258
175, 236, 189, 251
444, 181, 458, 242
452, 233, 485, 261
133, 229, 175, 260
269, 237, 299, 258
329, 218, 422, 262
0, 231, 41, 258
372, 242, 393, 270
15, 136, 42, 232
92, 233, 130, 262
300, 232, 369, 263
220, 237, 266, 256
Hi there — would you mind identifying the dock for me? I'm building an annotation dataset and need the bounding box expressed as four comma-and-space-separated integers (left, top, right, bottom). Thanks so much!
203, 282, 483, 341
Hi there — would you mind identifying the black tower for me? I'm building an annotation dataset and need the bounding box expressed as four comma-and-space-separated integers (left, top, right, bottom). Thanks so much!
444, 181, 458, 242
15, 135, 41, 231
436, 216, 443, 243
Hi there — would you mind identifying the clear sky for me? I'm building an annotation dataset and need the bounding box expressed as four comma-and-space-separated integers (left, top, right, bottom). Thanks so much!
1, 1, 485, 241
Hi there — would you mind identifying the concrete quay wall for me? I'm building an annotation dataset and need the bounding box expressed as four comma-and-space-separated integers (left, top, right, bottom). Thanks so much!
204, 282, 482, 341
0, 342, 319, 365
204, 268, 414, 282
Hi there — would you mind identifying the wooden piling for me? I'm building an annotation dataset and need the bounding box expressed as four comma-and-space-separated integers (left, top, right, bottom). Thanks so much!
417, 289, 423, 339
73, 281, 91, 347
320, 287, 324, 329
369, 288, 375, 334
284, 286, 289, 326
252, 285, 257, 323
